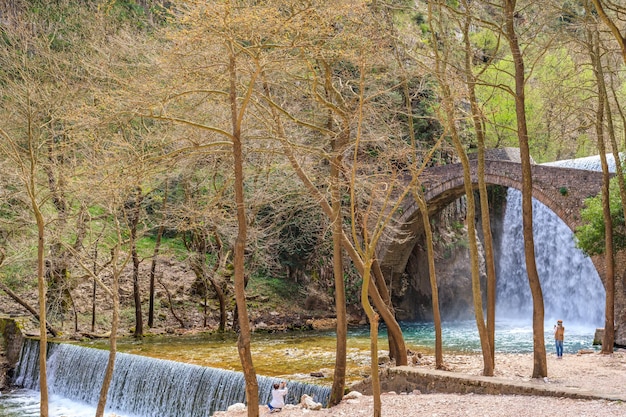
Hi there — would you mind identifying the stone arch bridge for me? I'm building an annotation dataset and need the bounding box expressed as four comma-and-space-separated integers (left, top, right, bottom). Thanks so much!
377, 159, 626, 345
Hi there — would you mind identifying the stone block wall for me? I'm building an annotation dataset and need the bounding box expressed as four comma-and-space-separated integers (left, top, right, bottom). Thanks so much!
0, 316, 27, 389
351, 366, 616, 401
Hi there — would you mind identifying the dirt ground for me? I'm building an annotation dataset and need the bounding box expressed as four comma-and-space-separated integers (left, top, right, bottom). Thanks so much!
214, 350, 626, 417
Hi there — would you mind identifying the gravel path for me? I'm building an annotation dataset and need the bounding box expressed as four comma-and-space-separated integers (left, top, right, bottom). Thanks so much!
213, 350, 626, 417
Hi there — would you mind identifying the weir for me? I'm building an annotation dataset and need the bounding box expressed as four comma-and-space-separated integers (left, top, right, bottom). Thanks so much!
12, 338, 331, 417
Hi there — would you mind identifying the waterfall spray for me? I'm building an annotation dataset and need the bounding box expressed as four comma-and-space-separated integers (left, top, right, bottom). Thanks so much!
495, 155, 613, 327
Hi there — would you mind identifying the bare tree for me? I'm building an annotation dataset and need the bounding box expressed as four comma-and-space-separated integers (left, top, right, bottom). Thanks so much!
502, 0, 548, 377
0, 113, 51, 415
426, 0, 494, 376
587, 24, 615, 353
460, 0, 499, 366
591, 0, 626, 63
345, 58, 419, 417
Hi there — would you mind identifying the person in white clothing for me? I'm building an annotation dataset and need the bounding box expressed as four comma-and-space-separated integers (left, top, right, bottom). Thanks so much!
267, 381, 288, 413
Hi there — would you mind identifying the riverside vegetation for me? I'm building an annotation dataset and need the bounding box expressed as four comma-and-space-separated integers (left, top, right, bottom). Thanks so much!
2, 1, 626, 417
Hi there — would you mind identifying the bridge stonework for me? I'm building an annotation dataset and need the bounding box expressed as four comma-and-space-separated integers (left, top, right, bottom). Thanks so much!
381, 160, 605, 275
411, 160, 604, 231
378, 159, 626, 346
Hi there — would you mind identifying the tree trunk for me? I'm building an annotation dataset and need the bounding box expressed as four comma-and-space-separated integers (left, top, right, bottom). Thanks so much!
428, 0, 492, 376
414, 186, 443, 369
91, 243, 98, 333
129, 187, 144, 338
462, 0, 497, 367
361, 260, 381, 417
591, 0, 626, 63
503, 0, 547, 378
589, 29, 615, 352
449, 132, 494, 376
329, 133, 348, 406
148, 181, 168, 328
340, 235, 408, 366
229, 51, 259, 417
371, 259, 401, 362
95, 256, 121, 417
34, 207, 49, 417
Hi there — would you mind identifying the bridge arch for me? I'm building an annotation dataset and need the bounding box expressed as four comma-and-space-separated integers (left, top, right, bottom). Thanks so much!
377, 159, 610, 314
400, 160, 605, 234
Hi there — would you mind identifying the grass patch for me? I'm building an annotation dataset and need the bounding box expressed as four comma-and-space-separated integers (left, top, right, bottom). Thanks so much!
135, 235, 189, 260
247, 275, 305, 309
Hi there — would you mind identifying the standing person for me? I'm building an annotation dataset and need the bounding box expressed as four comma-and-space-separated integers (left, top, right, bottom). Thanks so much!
267, 381, 288, 413
554, 320, 565, 358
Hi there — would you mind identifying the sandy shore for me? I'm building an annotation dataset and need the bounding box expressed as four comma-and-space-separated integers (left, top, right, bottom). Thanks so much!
213, 350, 626, 417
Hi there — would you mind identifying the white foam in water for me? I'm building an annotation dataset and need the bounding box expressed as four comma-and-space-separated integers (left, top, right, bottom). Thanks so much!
7, 340, 330, 417
496, 189, 605, 326
495, 154, 613, 329
0, 389, 138, 417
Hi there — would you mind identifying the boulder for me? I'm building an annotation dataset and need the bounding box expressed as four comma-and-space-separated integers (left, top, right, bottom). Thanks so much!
593, 328, 604, 345
343, 391, 363, 400
227, 403, 246, 412
300, 394, 322, 410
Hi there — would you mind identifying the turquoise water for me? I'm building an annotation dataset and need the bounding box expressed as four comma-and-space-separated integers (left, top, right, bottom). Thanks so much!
74, 320, 598, 383
0, 319, 599, 416
394, 319, 599, 354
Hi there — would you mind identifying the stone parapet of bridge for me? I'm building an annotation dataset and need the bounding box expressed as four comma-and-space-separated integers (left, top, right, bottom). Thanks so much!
407, 160, 605, 232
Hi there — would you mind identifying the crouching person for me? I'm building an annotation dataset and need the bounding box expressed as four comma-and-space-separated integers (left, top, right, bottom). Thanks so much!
267, 381, 287, 413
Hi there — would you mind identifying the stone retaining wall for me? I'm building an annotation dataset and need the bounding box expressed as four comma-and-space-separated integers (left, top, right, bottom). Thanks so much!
0, 316, 28, 389
350, 366, 625, 402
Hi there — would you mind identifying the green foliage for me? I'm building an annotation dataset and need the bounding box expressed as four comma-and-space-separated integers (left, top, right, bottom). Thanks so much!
245, 274, 306, 311
135, 234, 188, 259
526, 48, 595, 161
103, 0, 158, 29
469, 29, 502, 64
259, 276, 299, 299
476, 58, 519, 148
559, 187, 568, 196
476, 46, 595, 162
575, 177, 626, 256
399, 75, 443, 146
0, 267, 35, 291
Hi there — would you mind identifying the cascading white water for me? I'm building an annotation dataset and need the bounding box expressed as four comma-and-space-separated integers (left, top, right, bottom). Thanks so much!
12, 339, 331, 417
495, 155, 614, 327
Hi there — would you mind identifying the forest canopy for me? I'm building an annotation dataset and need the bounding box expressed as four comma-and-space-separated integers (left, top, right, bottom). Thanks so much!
0, 0, 624, 335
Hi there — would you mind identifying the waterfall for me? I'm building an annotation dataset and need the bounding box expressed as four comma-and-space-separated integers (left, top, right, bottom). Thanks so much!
13, 339, 331, 417
495, 155, 613, 327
